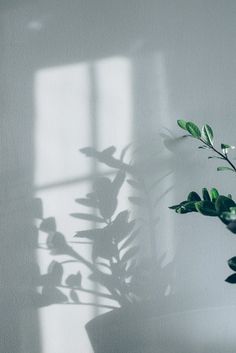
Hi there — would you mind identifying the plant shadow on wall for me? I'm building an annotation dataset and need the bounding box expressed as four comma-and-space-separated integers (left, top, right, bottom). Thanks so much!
33, 143, 174, 353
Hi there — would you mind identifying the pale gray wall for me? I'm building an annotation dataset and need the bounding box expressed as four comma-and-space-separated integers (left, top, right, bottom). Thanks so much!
1, 1, 236, 352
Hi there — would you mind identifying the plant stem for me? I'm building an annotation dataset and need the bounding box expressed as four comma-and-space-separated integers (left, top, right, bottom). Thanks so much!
199, 138, 236, 173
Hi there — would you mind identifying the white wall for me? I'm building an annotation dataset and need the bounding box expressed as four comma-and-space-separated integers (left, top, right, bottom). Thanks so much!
1, 1, 236, 352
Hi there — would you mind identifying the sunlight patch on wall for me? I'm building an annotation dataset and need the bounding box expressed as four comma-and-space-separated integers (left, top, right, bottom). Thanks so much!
95, 57, 132, 156
34, 63, 91, 188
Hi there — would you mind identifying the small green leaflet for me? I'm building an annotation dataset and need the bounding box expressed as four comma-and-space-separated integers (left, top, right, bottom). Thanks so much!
221, 143, 235, 154
210, 188, 219, 203
225, 273, 236, 283
217, 167, 235, 172
187, 191, 201, 202
215, 195, 235, 213
202, 188, 211, 202
186, 122, 201, 138
195, 201, 218, 216
177, 119, 187, 130
201, 124, 214, 146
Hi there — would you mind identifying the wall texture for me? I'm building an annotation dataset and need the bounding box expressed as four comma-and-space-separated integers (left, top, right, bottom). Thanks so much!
1, 1, 236, 352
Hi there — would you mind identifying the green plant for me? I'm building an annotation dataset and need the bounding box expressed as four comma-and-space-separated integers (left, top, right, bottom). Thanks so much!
169, 120, 236, 283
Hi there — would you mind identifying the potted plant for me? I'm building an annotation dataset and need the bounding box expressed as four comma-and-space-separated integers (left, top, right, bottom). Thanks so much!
170, 119, 236, 282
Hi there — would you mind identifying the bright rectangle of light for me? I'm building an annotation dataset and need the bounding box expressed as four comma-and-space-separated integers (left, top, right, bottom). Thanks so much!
34, 63, 91, 188
95, 57, 132, 170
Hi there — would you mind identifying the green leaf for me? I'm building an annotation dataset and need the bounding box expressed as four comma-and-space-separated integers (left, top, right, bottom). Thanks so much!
225, 273, 236, 284
195, 201, 218, 216
208, 156, 223, 160
215, 195, 235, 213
198, 145, 209, 149
177, 119, 187, 130
202, 188, 211, 202
228, 257, 236, 271
201, 124, 214, 145
217, 167, 235, 172
220, 208, 236, 223
210, 188, 219, 203
221, 144, 231, 149
186, 121, 201, 138
169, 204, 180, 210
169, 200, 197, 213
175, 201, 197, 213
187, 191, 201, 202
227, 221, 236, 234
221, 144, 235, 154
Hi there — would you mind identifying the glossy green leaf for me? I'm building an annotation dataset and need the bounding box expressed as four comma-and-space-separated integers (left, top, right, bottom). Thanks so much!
169, 204, 180, 210
177, 119, 187, 130
225, 273, 236, 283
201, 124, 214, 145
227, 221, 236, 234
175, 201, 197, 213
221, 144, 235, 154
228, 257, 236, 271
186, 121, 201, 138
221, 143, 231, 149
195, 201, 218, 216
202, 188, 211, 202
215, 195, 235, 213
220, 212, 236, 225
210, 188, 219, 203
187, 191, 201, 202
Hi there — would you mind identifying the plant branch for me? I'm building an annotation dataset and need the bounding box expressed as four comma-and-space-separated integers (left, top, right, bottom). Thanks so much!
199, 138, 236, 173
